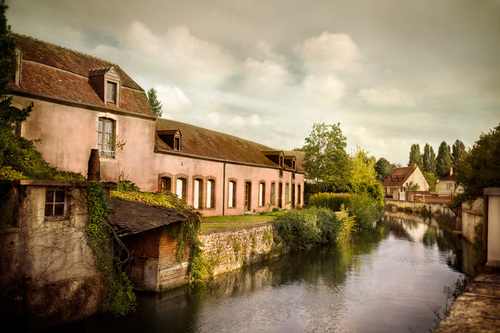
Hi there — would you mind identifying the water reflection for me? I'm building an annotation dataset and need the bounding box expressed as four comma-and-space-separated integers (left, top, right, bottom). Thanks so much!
55, 213, 474, 333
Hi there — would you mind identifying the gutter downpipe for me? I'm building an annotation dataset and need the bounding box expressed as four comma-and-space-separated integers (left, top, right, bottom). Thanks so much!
222, 162, 226, 216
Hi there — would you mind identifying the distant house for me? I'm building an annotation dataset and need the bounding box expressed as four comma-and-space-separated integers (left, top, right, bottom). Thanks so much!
10, 34, 305, 216
383, 164, 429, 200
436, 168, 463, 197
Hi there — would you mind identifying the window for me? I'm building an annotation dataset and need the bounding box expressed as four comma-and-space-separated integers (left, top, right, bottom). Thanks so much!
446, 183, 453, 190
270, 182, 276, 206
228, 181, 236, 208
176, 178, 187, 201
285, 183, 290, 203
98, 118, 115, 157
206, 179, 215, 209
259, 182, 265, 207
106, 81, 118, 104
245, 182, 252, 211
174, 137, 181, 151
193, 179, 203, 209
297, 185, 301, 205
45, 188, 67, 217
160, 177, 172, 192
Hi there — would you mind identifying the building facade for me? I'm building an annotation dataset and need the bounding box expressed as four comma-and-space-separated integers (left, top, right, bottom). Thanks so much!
10, 34, 305, 216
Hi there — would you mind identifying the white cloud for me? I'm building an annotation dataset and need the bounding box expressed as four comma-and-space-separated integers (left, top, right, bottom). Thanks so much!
229, 115, 246, 127
295, 32, 362, 73
358, 88, 416, 108
155, 85, 192, 115
242, 58, 292, 93
303, 74, 347, 103
118, 21, 236, 88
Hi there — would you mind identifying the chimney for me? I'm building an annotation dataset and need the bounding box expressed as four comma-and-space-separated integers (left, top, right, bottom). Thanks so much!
87, 149, 100, 181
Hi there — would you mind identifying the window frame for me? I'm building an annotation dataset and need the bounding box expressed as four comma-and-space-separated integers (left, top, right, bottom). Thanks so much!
45, 188, 68, 219
98, 117, 116, 158
106, 81, 118, 104
259, 181, 266, 207
176, 177, 187, 201
193, 178, 204, 209
228, 180, 236, 208
206, 178, 216, 209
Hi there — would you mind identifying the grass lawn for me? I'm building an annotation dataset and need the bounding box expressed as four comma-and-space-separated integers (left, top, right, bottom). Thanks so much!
201, 211, 284, 231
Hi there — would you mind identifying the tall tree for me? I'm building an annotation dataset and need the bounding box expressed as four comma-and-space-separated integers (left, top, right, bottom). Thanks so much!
436, 141, 451, 178
350, 146, 377, 184
451, 139, 466, 168
375, 157, 393, 182
408, 143, 422, 168
457, 123, 500, 199
302, 122, 350, 193
422, 143, 436, 174
147, 88, 163, 117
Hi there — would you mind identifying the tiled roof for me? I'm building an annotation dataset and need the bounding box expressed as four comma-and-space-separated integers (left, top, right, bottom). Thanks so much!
155, 118, 305, 171
383, 165, 417, 187
12, 34, 155, 117
107, 198, 189, 236
439, 174, 456, 182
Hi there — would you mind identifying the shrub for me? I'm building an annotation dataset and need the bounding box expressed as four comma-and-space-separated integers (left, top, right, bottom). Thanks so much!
309, 193, 354, 211
350, 194, 382, 230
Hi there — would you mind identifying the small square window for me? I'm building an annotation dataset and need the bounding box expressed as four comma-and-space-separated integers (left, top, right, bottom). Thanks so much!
45, 189, 67, 217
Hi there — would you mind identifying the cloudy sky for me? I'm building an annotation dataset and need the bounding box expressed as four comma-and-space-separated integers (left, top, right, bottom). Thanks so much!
6, 0, 500, 164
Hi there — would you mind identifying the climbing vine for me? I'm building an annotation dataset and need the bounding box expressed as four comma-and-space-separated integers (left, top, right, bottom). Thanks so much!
86, 181, 136, 316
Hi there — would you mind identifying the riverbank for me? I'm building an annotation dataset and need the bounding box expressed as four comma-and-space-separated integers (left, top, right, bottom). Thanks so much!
436, 270, 500, 332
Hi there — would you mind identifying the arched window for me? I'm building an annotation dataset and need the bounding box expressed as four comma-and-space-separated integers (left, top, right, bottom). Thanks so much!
259, 182, 265, 207
193, 178, 203, 209
206, 179, 215, 209
228, 181, 236, 208
176, 178, 187, 201
160, 176, 172, 192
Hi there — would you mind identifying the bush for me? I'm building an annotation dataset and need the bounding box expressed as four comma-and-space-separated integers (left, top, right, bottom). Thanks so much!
309, 193, 354, 211
350, 194, 382, 230
274, 207, 340, 252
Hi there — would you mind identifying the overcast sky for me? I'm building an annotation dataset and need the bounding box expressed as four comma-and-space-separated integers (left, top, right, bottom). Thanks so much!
6, 0, 500, 164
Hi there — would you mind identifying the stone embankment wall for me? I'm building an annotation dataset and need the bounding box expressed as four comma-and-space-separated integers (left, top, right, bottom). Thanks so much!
461, 198, 483, 244
385, 199, 459, 230
199, 223, 275, 275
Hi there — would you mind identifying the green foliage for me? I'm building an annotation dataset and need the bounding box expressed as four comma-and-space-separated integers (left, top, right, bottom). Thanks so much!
408, 143, 423, 169
309, 192, 354, 211
436, 141, 451, 178
456, 123, 500, 199
349, 194, 383, 230
347, 181, 385, 210
451, 139, 466, 169
273, 207, 337, 252
403, 181, 420, 191
423, 171, 437, 191
116, 180, 140, 192
86, 182, 136, 316
302, 122, 350, 193
375, 157, 393, 182
349, 146, 377, 184
423, 143, 436, 174
147, 88, 163, 117
0, 0, 16, 99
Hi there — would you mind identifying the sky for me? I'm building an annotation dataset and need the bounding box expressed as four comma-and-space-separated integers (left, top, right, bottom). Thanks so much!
6, 0, 500, 164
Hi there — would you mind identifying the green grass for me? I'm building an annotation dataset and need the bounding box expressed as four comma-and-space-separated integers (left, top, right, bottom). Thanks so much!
201, 211, 284, 231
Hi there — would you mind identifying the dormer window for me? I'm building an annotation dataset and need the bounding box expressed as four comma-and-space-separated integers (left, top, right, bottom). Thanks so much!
262, 150, 285, 168
158, 129, 182, 151
106, 81, 118, 104
90, 66, 121, 107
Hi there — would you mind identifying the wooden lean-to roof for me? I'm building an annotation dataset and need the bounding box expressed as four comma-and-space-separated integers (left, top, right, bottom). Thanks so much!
107, 198, 191, 236
382, 165, 417, 187
11, 34, 155, 118
155, 118, 305, 171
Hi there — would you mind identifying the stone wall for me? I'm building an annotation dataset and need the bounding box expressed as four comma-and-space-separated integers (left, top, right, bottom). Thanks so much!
461, 198, 483, 244
386, 199, 460, 230
199, 224, 275, 275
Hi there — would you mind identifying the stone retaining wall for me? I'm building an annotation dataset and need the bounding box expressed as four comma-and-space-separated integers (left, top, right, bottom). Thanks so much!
461, 198, 483, 244
199, 223, 275, 275
386, 199, 460, 230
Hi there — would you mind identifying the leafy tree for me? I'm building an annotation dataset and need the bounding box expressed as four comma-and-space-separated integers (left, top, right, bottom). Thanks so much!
349, 146, 377, 184
423, 171, 437, 191
451, 139, 466, 168
302, 122, 350, 193
408, 143, 422, 168
456, 124, 500, 199
147, 88, 163, 117
403, 181, 420, 191
436, 141, 451, 178
375, 157, 393, 182
422, 143, 436, 174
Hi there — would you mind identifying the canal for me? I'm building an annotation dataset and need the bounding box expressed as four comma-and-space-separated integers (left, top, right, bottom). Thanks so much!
55, 212, 476, 333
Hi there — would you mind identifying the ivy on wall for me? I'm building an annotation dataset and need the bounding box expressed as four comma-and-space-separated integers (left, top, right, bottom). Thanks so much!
86, 181, 136, 316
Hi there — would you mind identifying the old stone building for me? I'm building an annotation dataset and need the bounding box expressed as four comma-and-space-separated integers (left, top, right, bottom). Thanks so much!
10, 34, 305, 216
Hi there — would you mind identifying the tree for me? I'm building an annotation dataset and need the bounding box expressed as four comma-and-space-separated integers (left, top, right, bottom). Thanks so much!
408, 143, 422, 168
451, 139, 466, 168
350, 147, 377, 184
423, 171, 437, 191
302, 122, 350, 193
422, 143, 436, 174
147, 88, 162, 117
374, 157, 393, 182
436, 141, 451, 178
456, 124, 500, 199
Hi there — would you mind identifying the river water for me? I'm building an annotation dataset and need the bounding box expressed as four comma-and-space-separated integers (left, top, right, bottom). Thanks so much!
56, 212, 475, 333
